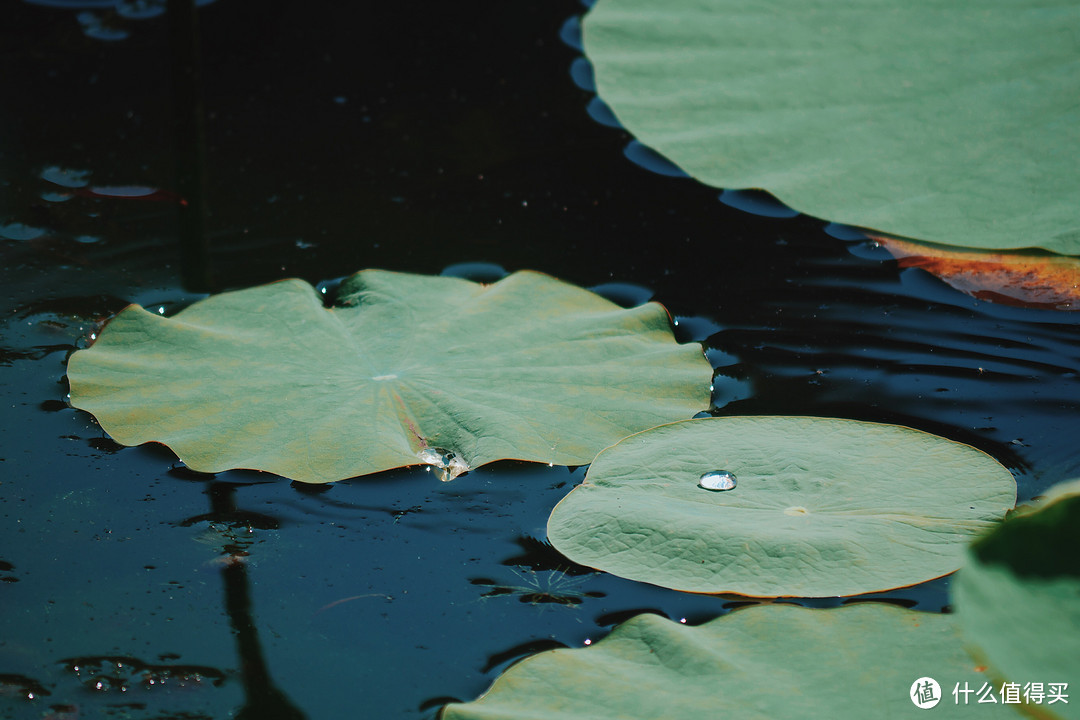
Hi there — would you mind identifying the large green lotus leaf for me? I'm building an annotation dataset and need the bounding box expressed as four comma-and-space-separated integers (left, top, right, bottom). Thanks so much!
547, 417, 1016, 596
67, 270, 711, 483
443, 604, 1015, 719
583, 0, 1080, 254
954, 481, 1080, 718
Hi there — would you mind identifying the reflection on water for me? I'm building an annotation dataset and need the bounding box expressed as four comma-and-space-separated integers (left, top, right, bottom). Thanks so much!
2, 1, 1079, 719
21, 0, 219, 41
719, 189, 799, 219
622, 140, 690, 178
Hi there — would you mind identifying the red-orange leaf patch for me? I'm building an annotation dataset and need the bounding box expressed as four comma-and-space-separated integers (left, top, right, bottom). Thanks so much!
872, 236, 1080, 311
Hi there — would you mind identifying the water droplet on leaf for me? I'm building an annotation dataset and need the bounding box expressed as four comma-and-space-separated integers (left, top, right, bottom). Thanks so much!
418, 447, 470, 482
698, 470, 736, 491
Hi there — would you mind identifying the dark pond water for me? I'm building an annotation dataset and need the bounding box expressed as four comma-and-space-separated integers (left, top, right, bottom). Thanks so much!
2, 1, 1079, 718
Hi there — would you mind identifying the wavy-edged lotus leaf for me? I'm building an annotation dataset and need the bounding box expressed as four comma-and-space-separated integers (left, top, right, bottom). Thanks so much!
443, 604, 1013, 719
547, 417, 1016, 596
583, 0, 1080, 254
67, 270, 711, 483
955, 481, 1080, 718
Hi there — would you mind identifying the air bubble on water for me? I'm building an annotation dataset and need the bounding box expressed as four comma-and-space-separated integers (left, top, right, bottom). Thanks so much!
698, 470, 737, 491
417, 447, 469, 482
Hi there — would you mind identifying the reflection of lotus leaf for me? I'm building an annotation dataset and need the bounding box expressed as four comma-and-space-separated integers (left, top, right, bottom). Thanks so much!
443, 604, 1012, 719
68, 270, 711, 483
548, 417, 1016, 597
955, 481, 1080, 719
583, 0, 1080, 254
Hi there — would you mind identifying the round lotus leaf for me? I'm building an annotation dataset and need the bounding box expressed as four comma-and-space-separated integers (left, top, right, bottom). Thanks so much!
583, 0, 1080, 254
443, 604, 1014, 719
67, 270, 711, 483
954, 482, 1080, 718
547, 417, 1016, 597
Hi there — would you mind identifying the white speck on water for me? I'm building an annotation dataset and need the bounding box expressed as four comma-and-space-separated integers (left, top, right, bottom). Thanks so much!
698, 470, 737, 491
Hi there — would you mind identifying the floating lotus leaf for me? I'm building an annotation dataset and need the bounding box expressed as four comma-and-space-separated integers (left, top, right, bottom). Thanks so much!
583, 0, 1080, 254
873, 235, 1080, 311
547, 417, 1016, 596
443, 604, 1013, 719
67, 270, 711, 483
954, 481, 1080, 718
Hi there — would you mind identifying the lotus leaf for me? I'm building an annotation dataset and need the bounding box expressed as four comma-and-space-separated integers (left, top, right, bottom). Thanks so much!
954, 481, 1080, 718
547, 417, 1016, 596
443, 604, 1014, 719
67, 270, 711, 483
583, 0, 1080, 254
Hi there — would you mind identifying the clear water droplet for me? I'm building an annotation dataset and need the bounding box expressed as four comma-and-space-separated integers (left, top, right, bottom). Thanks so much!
698, 470, 737, 491
417, 447, 470, 482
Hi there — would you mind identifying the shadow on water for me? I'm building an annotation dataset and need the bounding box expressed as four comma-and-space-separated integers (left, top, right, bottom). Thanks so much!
167, 0, 212, 292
